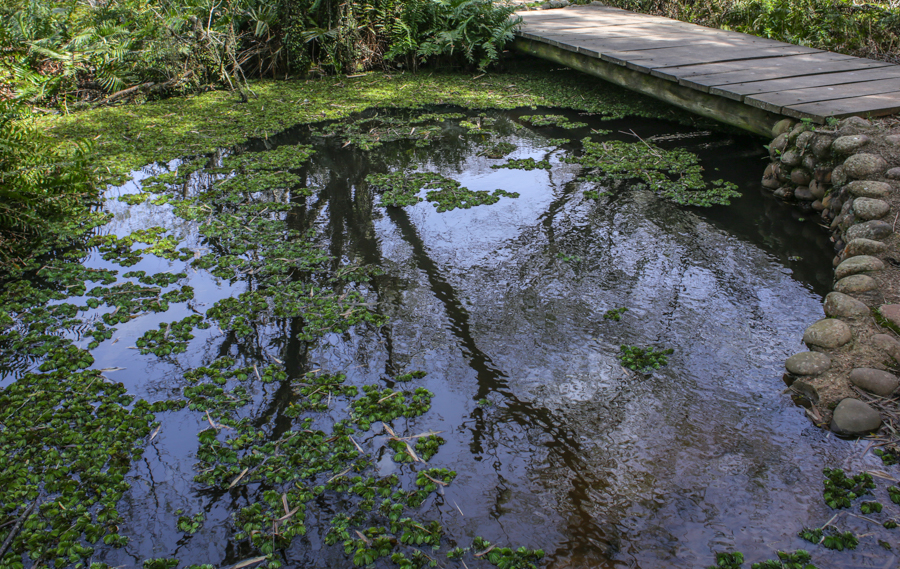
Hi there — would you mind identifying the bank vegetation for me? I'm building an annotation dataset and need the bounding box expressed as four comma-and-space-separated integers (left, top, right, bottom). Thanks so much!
0, 0, 522, 259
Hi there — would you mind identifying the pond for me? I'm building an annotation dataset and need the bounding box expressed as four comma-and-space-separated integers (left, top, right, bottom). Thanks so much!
4, 107, 897, 569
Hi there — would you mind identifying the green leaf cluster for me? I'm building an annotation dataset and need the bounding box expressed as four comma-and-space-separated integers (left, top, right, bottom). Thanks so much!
822, 468, 874, 509
618, 345, 673, 372
566, 138, 741, 207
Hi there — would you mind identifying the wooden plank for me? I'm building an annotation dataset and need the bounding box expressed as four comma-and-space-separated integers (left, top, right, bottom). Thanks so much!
784, 92, 900, 120
574, 39, 716, 57
517, 5, 658, 20
653, 52, 858, 81
745, 77, 900, 113
685, 58, 893, 94
521, 23, 732, 40
534, 27, 791, 50
522, 20, 763, 40
606, 45, 821, 72
712, 66, 900, 99
524, 26, 723, 41
655, 53, 881, 86
532, 32, 776, 55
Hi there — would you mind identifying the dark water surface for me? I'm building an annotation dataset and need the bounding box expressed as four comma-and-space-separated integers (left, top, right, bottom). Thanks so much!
57, 108, 896, 567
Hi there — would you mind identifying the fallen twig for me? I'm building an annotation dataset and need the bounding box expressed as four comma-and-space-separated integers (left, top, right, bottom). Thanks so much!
0, 500, 39, 558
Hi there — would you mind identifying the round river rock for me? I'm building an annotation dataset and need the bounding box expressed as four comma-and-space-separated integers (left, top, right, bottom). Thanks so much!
809, 180, 826, 200
852, 197, 890, 220
794, 186, 814, 201
824, 291, 870, 318
840, 116, 871, 129
846, 180, 892, 199
791, 169, 812, 186
834, 274, 878, 294
803, 318, 852, 349
832, 165, 848, 187
843, 153, 888, 179
772, 120, 793, 138
845, 220, 893, 241
878, 304, 900, 330
795, 130, 814, 151
872, 334, 900, 361
811, 134, 834, 158
785, 352, 832, 375
833, 134, 869, 155
834, 255, 884, 280
781, 150, 801, 167
849, 368, 899, 396
843, 238, 886, 257
831, 398, 882, 435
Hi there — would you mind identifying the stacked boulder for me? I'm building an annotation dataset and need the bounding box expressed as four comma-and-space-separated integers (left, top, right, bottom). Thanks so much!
768, 116, 900, 437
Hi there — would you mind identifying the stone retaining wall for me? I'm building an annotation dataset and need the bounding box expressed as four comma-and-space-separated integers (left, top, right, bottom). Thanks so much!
763, 116, 900, 438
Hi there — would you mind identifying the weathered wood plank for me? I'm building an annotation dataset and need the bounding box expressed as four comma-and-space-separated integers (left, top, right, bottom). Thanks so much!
691, 59, 894, 95
522, 21, 775, 43
605, 45, 822, 72
784, 92, 900, 120
530, 32, 783, 56
523, 27, 721, 44
652, 52, 866, 84
532, 28, 794, 51
746, 77, 900, 113
713, 66, 900, 99
564, 38, 709, 56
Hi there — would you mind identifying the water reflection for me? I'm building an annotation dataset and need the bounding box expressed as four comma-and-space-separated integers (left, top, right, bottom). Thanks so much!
88, 108, 895, 567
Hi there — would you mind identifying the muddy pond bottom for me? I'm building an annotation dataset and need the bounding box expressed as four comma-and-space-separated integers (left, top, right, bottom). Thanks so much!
71, 108, 896, 568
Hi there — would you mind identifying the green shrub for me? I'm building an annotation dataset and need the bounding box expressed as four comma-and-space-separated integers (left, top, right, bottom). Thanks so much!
2, 0, 522, 104
0, 101, 98, 255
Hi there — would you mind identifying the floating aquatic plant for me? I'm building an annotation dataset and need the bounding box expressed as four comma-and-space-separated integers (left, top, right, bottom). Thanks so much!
583, 189, 610, 199
519, 115, 587, 129
481, 141, 517, 159
566, 138, 740, 207
822, 468, 874, 509
619, 345, 673, 372
708, 552, 744, 569
367, 171, 518, 212
750, 550, 817, 569
603, 307, 628, 321
491, 157, 551, 171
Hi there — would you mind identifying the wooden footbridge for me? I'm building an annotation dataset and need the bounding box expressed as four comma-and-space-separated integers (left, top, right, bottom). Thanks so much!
513, 4, 900, 136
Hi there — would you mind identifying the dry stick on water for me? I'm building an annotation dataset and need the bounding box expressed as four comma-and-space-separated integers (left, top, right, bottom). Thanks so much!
422, 472, 447, 487
0, 500, 39, 558
846, 512, 884, 526
621, 129, 661, 158
475, 545, 497, 558
228, 556, 268, 569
